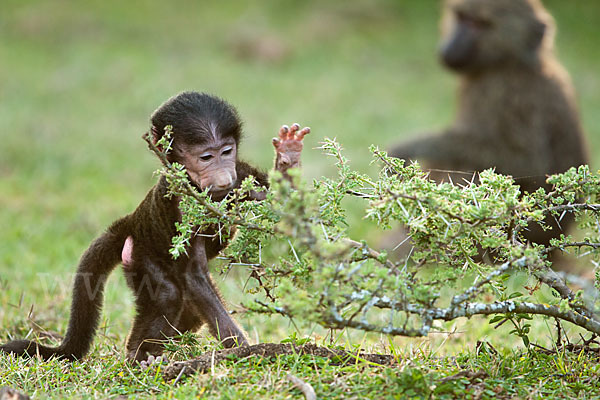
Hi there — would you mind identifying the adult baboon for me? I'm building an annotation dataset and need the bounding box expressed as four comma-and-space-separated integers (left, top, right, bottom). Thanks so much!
389, 0, 588, 247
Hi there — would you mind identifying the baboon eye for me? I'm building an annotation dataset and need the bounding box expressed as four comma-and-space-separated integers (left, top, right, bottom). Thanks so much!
472, 18, 491, 29
200, 154, 213, 161
457, 11, 491, 29
456, 11, 470, 22
221, 147, 233, 156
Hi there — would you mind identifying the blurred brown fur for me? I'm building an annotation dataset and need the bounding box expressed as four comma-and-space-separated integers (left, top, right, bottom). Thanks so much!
389, 0, 588, 251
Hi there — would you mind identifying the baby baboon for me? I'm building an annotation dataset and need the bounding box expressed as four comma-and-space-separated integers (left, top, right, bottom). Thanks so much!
0, 92, 310, 363
389, 0, 588, 247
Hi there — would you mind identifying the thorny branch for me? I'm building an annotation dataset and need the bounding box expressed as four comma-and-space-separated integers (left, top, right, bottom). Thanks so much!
147, 133, 600, 342
543, 241, 600, 255
314, 253, 599, 337
324, 298, 600, 336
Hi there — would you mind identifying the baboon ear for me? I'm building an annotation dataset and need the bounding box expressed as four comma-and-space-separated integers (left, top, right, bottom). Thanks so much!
528, 20, 546, 51
150, 125, 161, 145
144, 125, 164, 152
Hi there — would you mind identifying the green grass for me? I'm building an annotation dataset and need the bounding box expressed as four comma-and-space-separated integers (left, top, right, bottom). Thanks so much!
3, 335, 600, 399
1, 0, 599, 398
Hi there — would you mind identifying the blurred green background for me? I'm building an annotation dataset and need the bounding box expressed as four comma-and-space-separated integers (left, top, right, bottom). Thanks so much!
1, 0, 599, 350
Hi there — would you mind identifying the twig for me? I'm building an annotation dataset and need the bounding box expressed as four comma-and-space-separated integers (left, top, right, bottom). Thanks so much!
163, 343, 394, 380
532, 268, 576, 301
172, 366, 187, 386
531, 266, 599, 320
287, 374, 317, 400
555, 318, 563, 349
450, 257, 524, 306
543, 241, 600, 255
343, 238, 396, 269
546, 203, 600, 214
438, 370, 487, 384
514, 203, 600, 239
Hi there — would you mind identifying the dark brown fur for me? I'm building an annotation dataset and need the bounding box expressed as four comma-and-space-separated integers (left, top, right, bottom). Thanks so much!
0, 92, 309, 362
389, 0, 588, 247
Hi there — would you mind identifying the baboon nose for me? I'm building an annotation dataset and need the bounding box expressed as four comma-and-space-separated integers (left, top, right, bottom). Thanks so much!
215, 182, 233, 191
214, 176, 234, 191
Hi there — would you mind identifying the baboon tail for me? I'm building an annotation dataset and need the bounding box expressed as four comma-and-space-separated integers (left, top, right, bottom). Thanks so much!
0, 340, 67, 360
0, 219, 129, 361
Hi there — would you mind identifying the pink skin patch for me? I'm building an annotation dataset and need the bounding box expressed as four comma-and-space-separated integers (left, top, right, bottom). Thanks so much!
122, 236, 134, 267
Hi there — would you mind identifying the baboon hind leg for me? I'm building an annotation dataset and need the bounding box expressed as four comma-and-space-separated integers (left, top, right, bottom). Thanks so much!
125, 306, 184, 362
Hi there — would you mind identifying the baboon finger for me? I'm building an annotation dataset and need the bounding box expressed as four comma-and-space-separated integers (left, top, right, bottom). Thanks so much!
279, 125, 289, 140
288, 123, 300, 140
296, 127, 311, 140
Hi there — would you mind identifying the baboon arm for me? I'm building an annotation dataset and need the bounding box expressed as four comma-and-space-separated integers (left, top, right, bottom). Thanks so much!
235, 124, 308, 199
272, 124, 309, 173
388, 130, 494, 166
126, 307, 182, 362
236, 161, 269, 187
388, 130, 544, 174
389, 131, 449, 160
186, 263, 248, 348
235, 161, 269, 201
